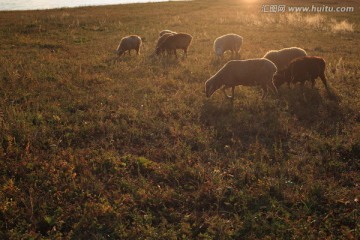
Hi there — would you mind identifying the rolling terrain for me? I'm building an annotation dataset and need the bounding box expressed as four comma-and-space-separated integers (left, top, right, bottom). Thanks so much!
0, 0, 359, 238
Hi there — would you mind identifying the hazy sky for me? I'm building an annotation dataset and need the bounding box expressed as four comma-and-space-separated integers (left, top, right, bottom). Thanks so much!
0, 0, 170, 11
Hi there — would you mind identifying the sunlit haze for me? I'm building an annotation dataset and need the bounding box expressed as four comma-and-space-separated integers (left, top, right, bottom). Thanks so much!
0, 0, 172, 10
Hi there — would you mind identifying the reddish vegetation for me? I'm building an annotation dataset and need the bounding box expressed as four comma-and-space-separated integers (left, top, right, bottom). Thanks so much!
1, 0, 359, 239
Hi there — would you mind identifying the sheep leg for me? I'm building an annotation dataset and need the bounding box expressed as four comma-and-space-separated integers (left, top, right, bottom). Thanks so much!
261, 86, 268, 100
300, 82, 307, 101
287, 81, 291, 89
231, 49, 237, 58
311, 79, 316, 88
136, 47, 140, 55
233, 48, 239, 58
222, 86, 234, 99
269, 82, 279, 97
320, 73, 329, 91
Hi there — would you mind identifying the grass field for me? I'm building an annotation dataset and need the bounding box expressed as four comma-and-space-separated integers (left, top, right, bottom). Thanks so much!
0, 0, 359, 239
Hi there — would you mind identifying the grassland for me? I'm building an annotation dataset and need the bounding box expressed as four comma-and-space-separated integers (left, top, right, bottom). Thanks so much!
0, 0, 359, 239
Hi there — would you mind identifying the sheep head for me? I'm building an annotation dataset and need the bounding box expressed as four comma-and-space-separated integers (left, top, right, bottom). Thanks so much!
155, 47, 162, 55
117, 48, 125, 56
273, 70, 287, 88
205, 79, 220, 98
215, 47, 223, 56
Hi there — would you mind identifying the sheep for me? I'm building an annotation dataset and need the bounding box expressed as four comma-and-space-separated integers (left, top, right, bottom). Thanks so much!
156, 33, 192, 57
273, 56, 329, 91
116, 35, 142, 56
155, 32, 175, 55
159, 30, 177, 37
213, 34, 243, 57
205, 58, 278, 100
263, 47, 307, 71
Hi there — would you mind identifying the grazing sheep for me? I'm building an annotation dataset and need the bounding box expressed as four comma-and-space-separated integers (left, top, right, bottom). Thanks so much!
213, 34, 243, 57
155, 32, 175, 55
263, 47, 307, 70
159, 30, 177, 37
205, 58, 278, 100
156, 33, 192, 57
273, 56, 329, 91
116, 35, 142, 56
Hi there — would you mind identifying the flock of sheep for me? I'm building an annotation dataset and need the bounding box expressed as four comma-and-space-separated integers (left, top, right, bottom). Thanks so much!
116, 31, 329, 100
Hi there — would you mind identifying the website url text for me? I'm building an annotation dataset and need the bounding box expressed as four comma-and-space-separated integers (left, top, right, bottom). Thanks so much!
261, 5, 355, 13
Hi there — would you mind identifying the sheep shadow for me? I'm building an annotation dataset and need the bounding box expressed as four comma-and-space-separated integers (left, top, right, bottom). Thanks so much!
199, 84, 345, 159
107, 54, 140, 64
278, 86, 344, 135
142, 53, 187, 77
200, 97, 287, 158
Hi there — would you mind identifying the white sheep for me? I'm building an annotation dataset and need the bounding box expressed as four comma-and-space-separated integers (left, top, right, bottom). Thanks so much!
116, 35, 142, 56
213, 34, 243, 57
263, 47, 307, 71
205, 58, 278, 99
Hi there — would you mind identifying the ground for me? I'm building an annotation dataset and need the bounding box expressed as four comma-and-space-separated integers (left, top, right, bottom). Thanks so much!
0, 0, 359, 239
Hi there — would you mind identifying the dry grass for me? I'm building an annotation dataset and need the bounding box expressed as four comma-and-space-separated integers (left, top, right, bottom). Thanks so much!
244, 12, 355, 33
331, 19, 355, 33
0, 0, 359, 239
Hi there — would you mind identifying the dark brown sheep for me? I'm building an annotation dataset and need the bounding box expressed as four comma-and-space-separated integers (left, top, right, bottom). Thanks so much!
273, 56, 329, 91
155, 32, 175, 55
156, 33, 192, 57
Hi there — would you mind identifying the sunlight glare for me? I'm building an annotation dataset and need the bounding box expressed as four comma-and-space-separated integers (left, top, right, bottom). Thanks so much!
241, 0, 258, 4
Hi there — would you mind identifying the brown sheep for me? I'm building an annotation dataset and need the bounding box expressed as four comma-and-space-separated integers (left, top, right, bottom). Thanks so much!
205, 59, 278, 100
273, 56, 329, 91
155, 32, 175, 55
116, 35, 142, 56
156, 33, 192, 57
